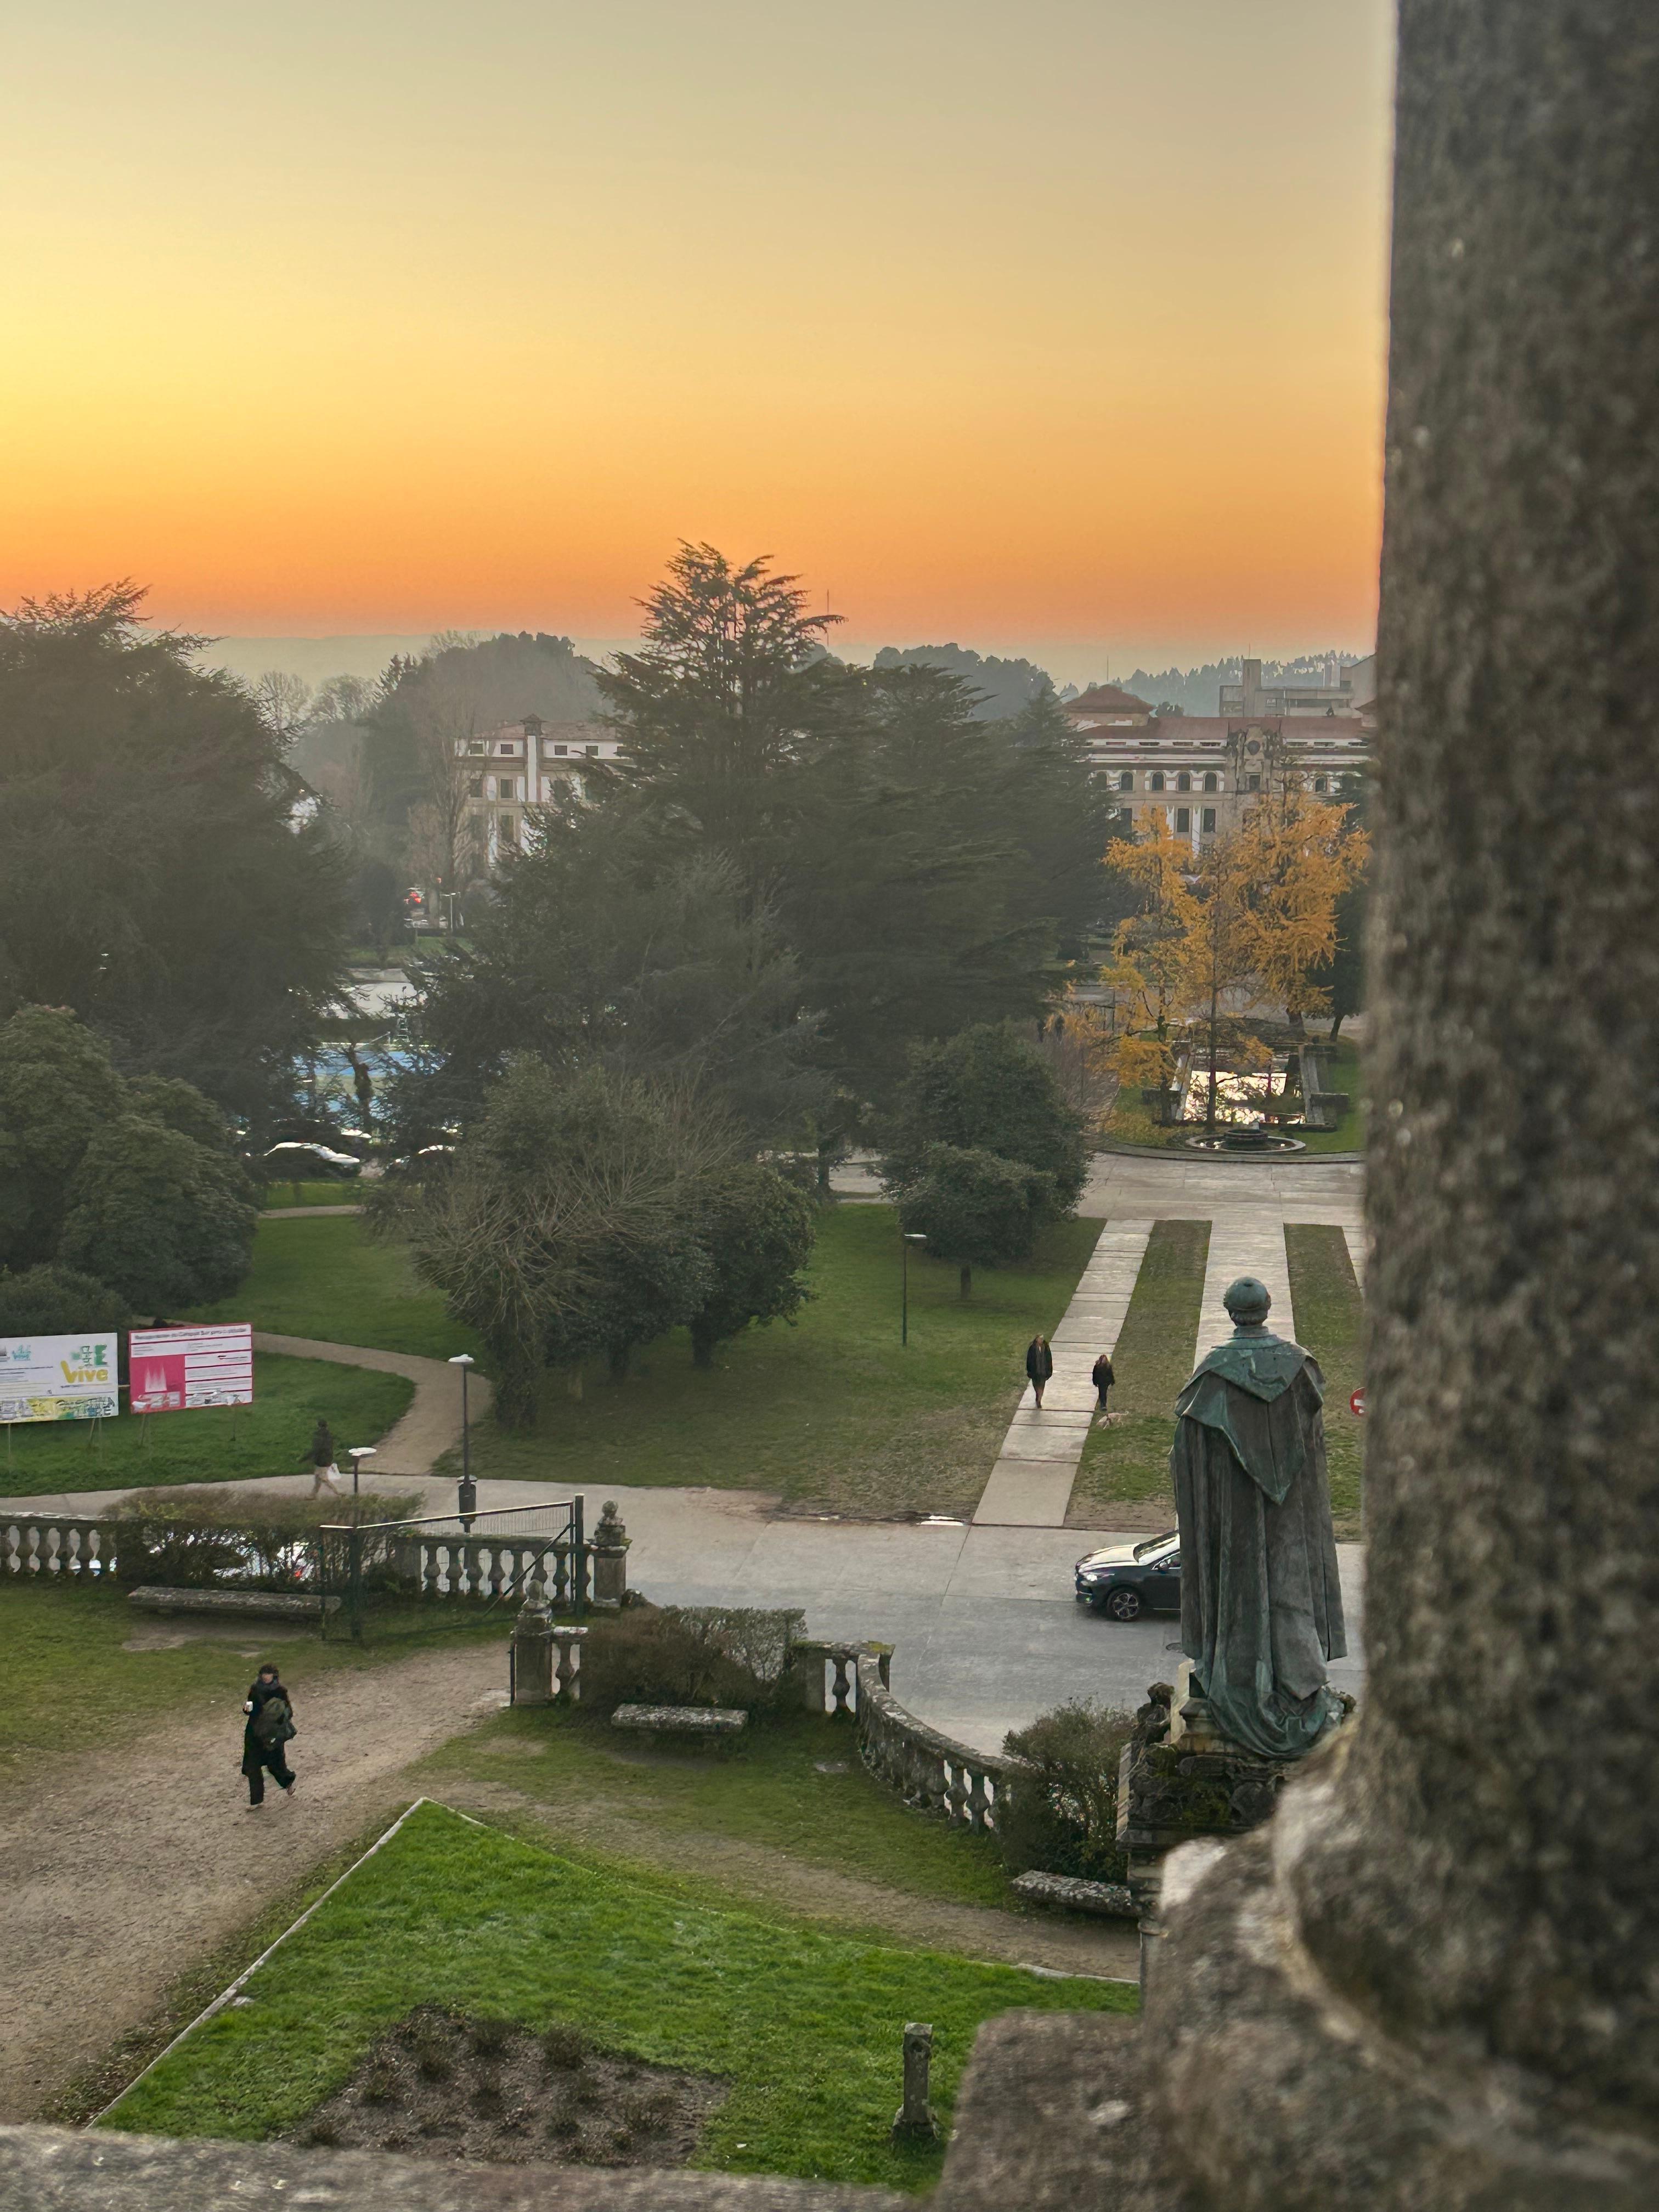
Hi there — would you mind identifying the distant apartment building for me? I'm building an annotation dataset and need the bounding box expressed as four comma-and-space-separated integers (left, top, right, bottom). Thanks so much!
456, 715, 624, 866
1063, 669, 1373, 849
1217, 653, 1376, 718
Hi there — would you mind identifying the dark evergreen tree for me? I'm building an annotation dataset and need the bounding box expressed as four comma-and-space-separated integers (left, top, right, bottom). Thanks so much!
686, 1165, 816, 1369
0, 584, 347, 1127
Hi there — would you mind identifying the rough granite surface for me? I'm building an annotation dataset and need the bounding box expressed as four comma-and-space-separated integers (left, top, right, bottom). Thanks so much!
1142, 4, 1659, 2205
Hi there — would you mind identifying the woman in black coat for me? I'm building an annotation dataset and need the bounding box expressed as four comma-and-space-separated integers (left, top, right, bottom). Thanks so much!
1025, 1333, 1054, 1408
241, 1663, 297, 1808
1092, 1350, 1115, 1414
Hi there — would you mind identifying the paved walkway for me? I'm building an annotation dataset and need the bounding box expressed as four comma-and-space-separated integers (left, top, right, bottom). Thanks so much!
257, 1333, 490, 1480
972, 1221, 1152, 1527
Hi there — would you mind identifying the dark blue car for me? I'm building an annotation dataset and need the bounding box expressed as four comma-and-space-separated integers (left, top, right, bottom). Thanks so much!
1074, 1530, 1182, 1621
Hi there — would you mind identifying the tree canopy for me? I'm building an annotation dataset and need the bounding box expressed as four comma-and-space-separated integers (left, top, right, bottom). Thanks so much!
0, 1005, 258, 1322
0, 584, 348, 1127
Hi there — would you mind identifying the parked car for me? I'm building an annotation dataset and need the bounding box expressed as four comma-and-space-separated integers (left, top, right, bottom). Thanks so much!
1074, 1531, 1182, 1621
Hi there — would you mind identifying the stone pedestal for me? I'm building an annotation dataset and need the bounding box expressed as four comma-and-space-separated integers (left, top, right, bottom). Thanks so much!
589, 1498, 630, 1611
509, 1578, 554, 1706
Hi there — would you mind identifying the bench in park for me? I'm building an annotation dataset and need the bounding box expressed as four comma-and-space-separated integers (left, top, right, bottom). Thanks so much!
127, 1585, 341, 1622
1011, 1870, 1138, 1920
610, 1703, 747, 1747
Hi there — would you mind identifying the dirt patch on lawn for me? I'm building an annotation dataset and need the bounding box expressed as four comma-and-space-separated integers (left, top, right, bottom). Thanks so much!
288, 2005, 726, 2169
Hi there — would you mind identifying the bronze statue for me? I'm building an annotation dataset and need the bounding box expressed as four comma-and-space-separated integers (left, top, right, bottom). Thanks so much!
1170, 1275, 1347, 1759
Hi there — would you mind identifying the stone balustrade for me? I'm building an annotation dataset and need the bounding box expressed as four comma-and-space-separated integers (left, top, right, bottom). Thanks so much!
375, 1533, 592, 1609
848, 1645, 1029, 1836
2, 1515, 129, 1581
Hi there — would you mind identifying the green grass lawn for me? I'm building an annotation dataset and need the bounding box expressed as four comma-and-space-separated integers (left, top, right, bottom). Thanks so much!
0, 1355, 413, 1499
104, 1800, 1131, 2191
260, 1180, 365, 1210
453, 1207, 1102, 1518
184, 1215, 482, 1362
1067, 1220, 1209, 1527
422, 1703, 1009, 1912
1284, 1223, 1365, 1537
0, 1575, 498, 1775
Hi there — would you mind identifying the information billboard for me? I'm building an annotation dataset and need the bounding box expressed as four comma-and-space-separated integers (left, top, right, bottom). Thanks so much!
0, 1334, 121, 1424
128, 1324, 256, 1412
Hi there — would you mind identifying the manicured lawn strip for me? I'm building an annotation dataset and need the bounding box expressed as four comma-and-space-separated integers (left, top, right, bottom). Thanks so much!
421, 1705, 1009, 1911
450, 1207, 1103, 1518
1284, 1224, 1365, 1537
105, 1802, 1131, 2190
1067, 1219, 1209, 1524
184, 1215, 483, 1362
0, 1579, 501, 1772
260, 1180, 365, 1210
0, 1355, 412, 1499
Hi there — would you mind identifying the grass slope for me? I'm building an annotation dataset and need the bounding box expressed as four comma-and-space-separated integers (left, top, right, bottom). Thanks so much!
1284, 1223, 1365, 1536
1066, 1219, 1209, 1526
422, 1705, 1008, 1911
259, 1181, 365, 1210
0, 1356, 413, 1499
454, 1207, 1102, 1518
104, 1801, 1131, 2191
184, 1215, 482, 1362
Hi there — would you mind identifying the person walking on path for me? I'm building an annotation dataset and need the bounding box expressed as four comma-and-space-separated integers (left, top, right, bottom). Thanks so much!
302, 1418, 344, 1498
1092, 1350, 1116, 1417
1025, 1332, 1054, 1409
241, 1664, 297, 1809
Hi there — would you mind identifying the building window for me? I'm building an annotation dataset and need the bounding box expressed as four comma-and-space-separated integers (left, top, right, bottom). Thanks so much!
1201, 807, 1217, 833
1149, 770, 1166, 792
1118, 770, 1133, 792
1176, 771, 1191, 792
1313, 775, 1328, 792
467, 775, 484, 798
1203, 771, 1220, 792
586, 743, 601, 757
496, 812, 517, 844
551, 743, 568, 756
1246, 772, 1261, 792
1175, 806, 1191, 833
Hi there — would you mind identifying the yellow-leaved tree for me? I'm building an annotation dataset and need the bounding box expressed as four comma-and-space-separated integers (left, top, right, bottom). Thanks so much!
1231, 792, 1370, 1029
1103, 823, 1200, 1097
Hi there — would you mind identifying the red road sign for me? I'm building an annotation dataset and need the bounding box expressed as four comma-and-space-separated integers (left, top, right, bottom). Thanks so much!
1350, 1388, 1367, 1418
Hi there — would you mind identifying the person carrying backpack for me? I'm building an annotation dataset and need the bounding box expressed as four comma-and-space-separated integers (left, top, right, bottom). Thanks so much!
241, 1663, 297, 1807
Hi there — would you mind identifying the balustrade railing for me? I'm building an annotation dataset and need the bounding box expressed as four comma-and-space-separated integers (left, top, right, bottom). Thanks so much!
792, 1635, 1028, 1835
2, 1516, 129, 1581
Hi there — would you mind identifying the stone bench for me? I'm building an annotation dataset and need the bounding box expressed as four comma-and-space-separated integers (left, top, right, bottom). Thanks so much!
1011, 1870, 1138, 1920
128, 1585, 341, 1621
610, 1703, 748, 1746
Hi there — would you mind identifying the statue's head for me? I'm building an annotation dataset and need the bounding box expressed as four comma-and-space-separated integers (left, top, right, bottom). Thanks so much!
1224, 1276, 1273, 1327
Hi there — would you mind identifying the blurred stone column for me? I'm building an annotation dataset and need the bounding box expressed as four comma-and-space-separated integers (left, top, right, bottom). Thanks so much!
1147, 7, 1659, 2205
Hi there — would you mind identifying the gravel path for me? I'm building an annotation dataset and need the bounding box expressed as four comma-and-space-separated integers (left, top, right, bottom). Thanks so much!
0, 1638, 508, 2121
251, 1331, 493, 1476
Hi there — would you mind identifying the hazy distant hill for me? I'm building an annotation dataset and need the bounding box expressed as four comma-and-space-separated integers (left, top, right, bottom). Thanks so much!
871, 642, 1052, 720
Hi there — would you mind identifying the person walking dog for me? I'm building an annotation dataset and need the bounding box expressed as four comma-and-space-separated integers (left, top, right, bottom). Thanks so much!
242, 1663, 297, 1808
1025, 1332, 1054, 1409
302, 1418, 344, 1498
1092, 1349, 1116, 1415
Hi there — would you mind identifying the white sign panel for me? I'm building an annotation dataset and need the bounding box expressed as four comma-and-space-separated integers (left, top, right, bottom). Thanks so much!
0, 1334, 120, 1424
128, 1324, 256, 1413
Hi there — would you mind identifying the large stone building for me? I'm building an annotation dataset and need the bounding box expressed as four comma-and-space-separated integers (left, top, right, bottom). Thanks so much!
455, 715, 623, 865
1063, 660, 1373, 847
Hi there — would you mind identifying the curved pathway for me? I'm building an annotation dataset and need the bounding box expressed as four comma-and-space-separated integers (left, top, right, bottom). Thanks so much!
251, 1331, 492, 1478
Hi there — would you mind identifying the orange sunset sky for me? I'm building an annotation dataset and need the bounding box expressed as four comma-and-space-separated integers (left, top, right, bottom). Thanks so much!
2, 2, 1394, 676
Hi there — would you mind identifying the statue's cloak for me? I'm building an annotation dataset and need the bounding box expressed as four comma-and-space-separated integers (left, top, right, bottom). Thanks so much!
1170, 1326, 1347, 1760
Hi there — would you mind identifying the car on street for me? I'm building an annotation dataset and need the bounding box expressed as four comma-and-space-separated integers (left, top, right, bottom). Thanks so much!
1074, 1530, 1182, 1621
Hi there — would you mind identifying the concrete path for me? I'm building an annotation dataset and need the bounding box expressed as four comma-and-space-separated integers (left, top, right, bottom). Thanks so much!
1195, 1207, 1295, 1357
256, 1333, 489, 1479
972, 1221, 1152, 1529
260, 1203, 366, 1218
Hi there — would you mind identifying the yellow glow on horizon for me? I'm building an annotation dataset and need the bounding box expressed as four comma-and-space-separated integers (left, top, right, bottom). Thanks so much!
1, 1, 1393, 660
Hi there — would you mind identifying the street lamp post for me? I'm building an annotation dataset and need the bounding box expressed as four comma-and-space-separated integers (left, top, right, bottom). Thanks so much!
449, 1353, 477, 1529
347, 1446, 375, 1503
901, 1232, 927, 1346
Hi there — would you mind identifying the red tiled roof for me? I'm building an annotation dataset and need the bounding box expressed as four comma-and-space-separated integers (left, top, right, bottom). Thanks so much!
1064, 684, 1153, 716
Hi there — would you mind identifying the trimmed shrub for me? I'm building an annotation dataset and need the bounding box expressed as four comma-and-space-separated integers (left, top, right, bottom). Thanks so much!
998, 1699, 1135, 1883
108, 1485, 421, 1589
578, 1604, 804, 1719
